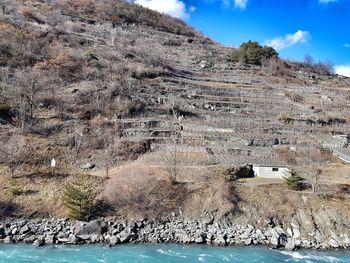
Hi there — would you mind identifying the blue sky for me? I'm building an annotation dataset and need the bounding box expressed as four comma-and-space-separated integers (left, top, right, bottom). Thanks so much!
134, 0, 350, 76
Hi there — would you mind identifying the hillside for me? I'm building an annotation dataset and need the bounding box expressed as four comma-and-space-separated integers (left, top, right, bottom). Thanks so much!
1, 0, 350, 246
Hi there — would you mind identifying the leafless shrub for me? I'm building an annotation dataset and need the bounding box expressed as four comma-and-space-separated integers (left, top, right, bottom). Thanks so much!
117, 140, 151, 161
99, 163, 188, 218
294, 149, 334, 193
262, 57, 290, 76
0, 134, 26, 178
285, 91, 304, 103
303, 55, 334, 75
163, 39, 182, 46
161, 143, 186, 184
40, 53, 84, 81
19, 7, 44, 24
277, 114, 294, 124
131, 66, 166, 80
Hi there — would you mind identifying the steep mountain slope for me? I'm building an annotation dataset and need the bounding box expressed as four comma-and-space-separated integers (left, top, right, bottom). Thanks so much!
1, 0, 350, 243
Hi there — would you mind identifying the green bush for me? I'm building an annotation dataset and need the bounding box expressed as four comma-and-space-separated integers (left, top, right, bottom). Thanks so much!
231, 41, 278, 65
284, 170, 304, 190
63, 177, 97, 221
7, 180, 22, 196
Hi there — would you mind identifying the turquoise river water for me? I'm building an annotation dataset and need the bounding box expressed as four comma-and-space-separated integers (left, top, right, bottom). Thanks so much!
0, 244, 349, 263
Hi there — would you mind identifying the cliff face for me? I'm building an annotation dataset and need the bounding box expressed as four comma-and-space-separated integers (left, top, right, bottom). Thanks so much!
1, 0, 350, 241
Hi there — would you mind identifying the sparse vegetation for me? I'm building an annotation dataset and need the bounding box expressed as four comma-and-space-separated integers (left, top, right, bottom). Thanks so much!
0, 0, 348, 223
100, 164, 188, 218
303, 54, 334, 75
284, 91, 304, 103
7, 179, 22, 196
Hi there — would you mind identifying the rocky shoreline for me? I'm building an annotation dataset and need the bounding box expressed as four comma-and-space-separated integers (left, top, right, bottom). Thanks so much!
0, 216, 349, 251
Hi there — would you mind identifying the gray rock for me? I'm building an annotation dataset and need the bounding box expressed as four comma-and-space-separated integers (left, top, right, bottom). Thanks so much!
45, 235, 56, 244
285, 241, 296, 251
33, 239, 44, 247
314, 230, 324, 244
212, 236, 226, 246
292, 228, 300, 239
109, 236, 120, 246
20, 225, 31, 235
80, 163, 95, 170
255, 229, 266, 240
56, 231, 68, 239
195, 236, 204, 244
244, 238, 252, 246
290, 222, 299, 229
68, 234, 81, 244
274, 226, 286, 235
11, 228, 18, 235
3, 236, 14, 244
270, 236, 279, 248
175, 230, 190, 244
329, 239, 339, 248
23, 236, 36, 244
75, 220, 107, 240
118, 230, 137, 244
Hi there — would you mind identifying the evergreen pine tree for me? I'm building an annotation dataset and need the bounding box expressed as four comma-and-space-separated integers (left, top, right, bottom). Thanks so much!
284, 170, 304, 191
63, 178, 97, 221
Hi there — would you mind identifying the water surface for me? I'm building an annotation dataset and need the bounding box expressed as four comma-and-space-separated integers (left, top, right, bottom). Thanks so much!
0, 244, 349, 262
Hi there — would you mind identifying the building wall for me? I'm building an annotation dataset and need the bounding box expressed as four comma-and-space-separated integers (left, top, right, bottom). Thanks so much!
253, 166, 290, 179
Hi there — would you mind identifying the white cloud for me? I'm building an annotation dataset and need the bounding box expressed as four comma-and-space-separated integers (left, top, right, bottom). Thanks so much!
209, 0, 248, 10
266, 30, 311, 50
189, 6, 196, 12
134, 0, 193, 19
335, 65, 350, 77
234, 0, 248, 9
319, 0, 338, 4
344, 43, 350, 48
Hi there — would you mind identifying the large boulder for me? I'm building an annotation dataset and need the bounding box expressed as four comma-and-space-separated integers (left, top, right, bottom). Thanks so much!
212, 235, 227, 246
75, 220, 107, 240
80, 163, 95, 170
195, 236, 205, 244
329, 239, 340, 248
117, 229, 137, 244
174, 230, 190, 244
20, 225, 31, 235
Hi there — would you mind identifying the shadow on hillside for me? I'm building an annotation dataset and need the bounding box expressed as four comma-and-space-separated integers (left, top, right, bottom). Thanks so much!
0, 201, 21, 218
227, 182, 243, 215
22, 172, 70, 180
92, 199, 114, 218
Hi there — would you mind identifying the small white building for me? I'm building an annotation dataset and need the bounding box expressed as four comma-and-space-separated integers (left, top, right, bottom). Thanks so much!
253, 165, 290, 179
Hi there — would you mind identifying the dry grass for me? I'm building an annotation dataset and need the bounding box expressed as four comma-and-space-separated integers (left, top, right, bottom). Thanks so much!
99, 163, 188, 218
321, 161, 350, 184
0, 166, 105, 218
183, 176, 238, 218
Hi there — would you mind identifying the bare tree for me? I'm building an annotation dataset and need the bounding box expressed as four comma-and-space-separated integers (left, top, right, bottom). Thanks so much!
0, 134, 26, 178
308, 164, 321, 193
304, 54, 314, 66
295, 148, 332, 193
102, 136, 119, 178
12, 69, 46, 130
162, 138, 183, 184
0, 67, 10, 104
